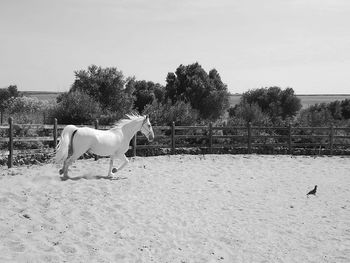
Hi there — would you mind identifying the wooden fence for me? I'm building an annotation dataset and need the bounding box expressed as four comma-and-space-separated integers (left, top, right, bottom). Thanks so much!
1, 117, 350, 168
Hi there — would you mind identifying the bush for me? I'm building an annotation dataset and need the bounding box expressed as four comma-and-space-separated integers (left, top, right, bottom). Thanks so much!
229, 103, 272, 126
5, 96, 54, 124
240, 87, 301, 121
142, 100, 199, 126
51, 91, 102, 124
165, 63, 229, 119
6, 96, 49, 113
71, 65, 134, 114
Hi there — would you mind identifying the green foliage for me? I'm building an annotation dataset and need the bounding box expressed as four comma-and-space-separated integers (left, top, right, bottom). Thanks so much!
142, 100, 199, 126
0, 85, 50, 123
4, 96, 54, 123
53, 64, 137, 124
328, 101, 342, 120
165, 62, 229, 119
51, 91, 102, 124
340, 99, 350, 119
70, 65, 134, 114
229, 103, 272, 126
297, 104, 332, 126
240, 87, 301, 121
0, 85, 20, 112
296, 99, 350, 127
6, 96, 51, 114
8, 85, 20, 97
131, 80, 165, 113
200, 89, 229, 120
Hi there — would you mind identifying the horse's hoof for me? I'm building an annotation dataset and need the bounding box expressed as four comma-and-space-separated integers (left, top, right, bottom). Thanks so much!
112, 168, 118, 173
59, 169, 64, 175
60, 176, 69, 181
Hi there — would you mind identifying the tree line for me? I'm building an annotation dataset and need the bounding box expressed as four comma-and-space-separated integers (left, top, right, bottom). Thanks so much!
1, 62, 350, 127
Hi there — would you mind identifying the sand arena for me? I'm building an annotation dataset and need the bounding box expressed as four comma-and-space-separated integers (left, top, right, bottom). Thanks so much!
0, 155, 349, 262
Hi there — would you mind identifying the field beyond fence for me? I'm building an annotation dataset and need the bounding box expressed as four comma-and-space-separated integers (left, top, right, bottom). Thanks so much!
1, 117, 350, 168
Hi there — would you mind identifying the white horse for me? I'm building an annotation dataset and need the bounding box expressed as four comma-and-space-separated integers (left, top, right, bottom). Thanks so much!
55, 114, 154, 180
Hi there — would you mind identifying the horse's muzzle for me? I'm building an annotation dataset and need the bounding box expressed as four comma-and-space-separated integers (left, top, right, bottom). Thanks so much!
148, 133, 154, 142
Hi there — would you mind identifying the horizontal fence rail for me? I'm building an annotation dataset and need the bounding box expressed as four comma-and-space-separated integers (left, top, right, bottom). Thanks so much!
1, 117, 350, 168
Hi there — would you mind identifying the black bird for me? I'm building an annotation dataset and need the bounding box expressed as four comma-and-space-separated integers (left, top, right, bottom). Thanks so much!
307, 185, 317, 196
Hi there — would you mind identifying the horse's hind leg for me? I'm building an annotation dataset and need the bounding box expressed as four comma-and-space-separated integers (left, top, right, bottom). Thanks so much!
60, 147, 89, 179
59, 160, 70, 176
60, 131, 90, 180
60, 152, 79, 179
60, 153, 81, 180
60, 159, 70, 180
59, 149, 78, 180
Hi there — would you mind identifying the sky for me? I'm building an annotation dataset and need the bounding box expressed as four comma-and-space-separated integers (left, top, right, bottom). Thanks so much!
1, 0, 350, 94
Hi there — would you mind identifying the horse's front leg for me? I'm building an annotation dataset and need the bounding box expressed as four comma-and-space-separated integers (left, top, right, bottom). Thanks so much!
107, 156, 115, 177
112, 154, 129, 173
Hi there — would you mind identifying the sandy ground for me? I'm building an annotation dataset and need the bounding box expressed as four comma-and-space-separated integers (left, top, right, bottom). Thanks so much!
0, 154, 350, 263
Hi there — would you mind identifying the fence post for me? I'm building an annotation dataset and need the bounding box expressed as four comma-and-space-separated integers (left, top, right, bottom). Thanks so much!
171, 122, 175, 154
209, 122, 213, 153
288, 123, 293, 154
132, 134, 137, 157
53, 118, 58, 149
247, 122, 252, 154
94, 119, 99, 161
7, 117, 13, 168
329, 124, 334, 155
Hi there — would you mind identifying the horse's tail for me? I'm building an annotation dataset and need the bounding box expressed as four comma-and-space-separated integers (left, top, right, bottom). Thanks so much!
54, 125, 78, 164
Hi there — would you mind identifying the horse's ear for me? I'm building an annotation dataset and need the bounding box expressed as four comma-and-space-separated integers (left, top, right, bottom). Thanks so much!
146, 114, 149, 119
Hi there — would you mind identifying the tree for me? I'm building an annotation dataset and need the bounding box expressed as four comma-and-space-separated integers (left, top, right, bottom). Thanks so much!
240, 87, 301, 121
143, 100, 199, 126
296, 98, 350, 127
341, 99, 350, 119
70, 65, 134, 115
52, 91, 102, 124
7, 96, 50, 114
5, 96, 53, 124
279, 88, 302, 119
131, 80, 165, 113
0, 85, 20, 124
297, 103, 334, 127
229, 103, 271, 126
165, 62, 229, 119
328, 101, 343, 120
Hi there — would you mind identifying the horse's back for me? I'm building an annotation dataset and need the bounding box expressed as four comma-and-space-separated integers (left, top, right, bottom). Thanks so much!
76, 126, 117, 138
76, 127, 122, 156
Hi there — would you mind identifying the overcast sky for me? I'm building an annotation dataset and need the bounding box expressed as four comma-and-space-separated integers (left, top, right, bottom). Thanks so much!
1, 0, 350, 94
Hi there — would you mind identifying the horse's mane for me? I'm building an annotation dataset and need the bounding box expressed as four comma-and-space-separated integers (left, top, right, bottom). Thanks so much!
112, 113, 145, 129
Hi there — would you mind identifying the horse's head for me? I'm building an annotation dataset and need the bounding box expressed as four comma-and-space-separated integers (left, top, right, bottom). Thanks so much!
140, 115, 154, 142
